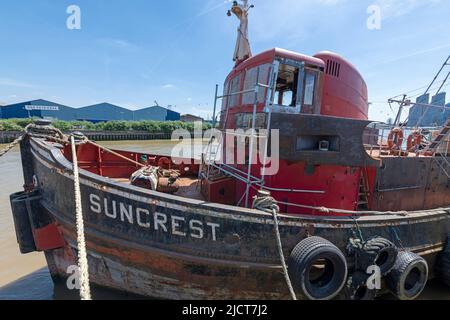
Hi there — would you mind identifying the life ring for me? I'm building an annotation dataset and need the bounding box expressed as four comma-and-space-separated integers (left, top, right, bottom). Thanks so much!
387, 128, 404, 150
406, 131, 423, 152
386, 251, 428, 300
157, 157, 172, 170
288, 236, 348, 300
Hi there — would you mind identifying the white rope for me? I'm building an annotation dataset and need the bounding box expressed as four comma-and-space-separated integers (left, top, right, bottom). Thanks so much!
253, 194, 297, 300
271, 207, 297, 300
0, 135, 23, 158
71, 136, 92, 300
86, 140, 145, 168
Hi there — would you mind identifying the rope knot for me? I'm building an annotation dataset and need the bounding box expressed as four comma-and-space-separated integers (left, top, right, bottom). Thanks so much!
252, 190, 279, 213
318, 206, 330, 213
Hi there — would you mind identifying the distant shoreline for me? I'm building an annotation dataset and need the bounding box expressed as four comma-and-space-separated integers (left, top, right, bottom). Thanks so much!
0, 130, 206, 144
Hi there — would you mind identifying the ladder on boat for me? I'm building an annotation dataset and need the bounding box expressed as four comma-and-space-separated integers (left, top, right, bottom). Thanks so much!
204, 63, 278, 208
422, 117, 450, 155
357, 170, 370, 210
434, 153, 450, 179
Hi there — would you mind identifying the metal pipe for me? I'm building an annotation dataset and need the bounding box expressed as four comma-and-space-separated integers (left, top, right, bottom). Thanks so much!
212, 84, 219, 128
245, 68, 261, 208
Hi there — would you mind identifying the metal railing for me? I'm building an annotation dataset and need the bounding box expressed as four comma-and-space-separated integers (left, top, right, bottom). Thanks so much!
363, 123, 449, 157
363, 122, 450, 181
205, 63, 278, 207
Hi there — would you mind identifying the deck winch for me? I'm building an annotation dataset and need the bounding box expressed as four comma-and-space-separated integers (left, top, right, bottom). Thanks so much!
130, 166, 180, 194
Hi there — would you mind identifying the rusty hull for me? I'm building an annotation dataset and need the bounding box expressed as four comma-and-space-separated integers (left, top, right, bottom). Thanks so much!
19, 136, 450, 299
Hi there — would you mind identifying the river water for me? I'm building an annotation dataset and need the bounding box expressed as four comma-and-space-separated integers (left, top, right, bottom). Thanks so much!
0, 140, 448, 300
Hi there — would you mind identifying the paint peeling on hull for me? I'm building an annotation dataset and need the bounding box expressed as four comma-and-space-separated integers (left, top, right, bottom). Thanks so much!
15, 137, 450, 299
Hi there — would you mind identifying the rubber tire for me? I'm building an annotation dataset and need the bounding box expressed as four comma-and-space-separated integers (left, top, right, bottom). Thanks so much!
359, 237, 398, 276
340, 271, 377, 300
386, 251, 429, 300
288, 236, 348, 300
436, 234, 450, 287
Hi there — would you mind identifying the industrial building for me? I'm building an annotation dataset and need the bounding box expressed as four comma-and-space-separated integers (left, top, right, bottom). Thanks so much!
0, 100, 181, 122
76, 103, 134, 123
134, 106, 180, 122
0, 99, 76, 121
407, 92, 450, 127
181, 114, 204, 123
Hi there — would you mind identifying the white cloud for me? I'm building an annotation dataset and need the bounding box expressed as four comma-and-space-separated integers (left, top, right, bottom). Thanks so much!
248, 0, 348, 44
373, 0, 443, 20
162, 84, 175, 89
98, 38, 140, 51
0, 78, 35, 88
365, 42, 450, 69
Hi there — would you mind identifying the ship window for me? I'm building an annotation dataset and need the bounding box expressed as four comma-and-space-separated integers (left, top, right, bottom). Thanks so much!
222, 80, 230, 110
303, 71, 316, 106
274, 64, 299, 107
228, 74, 242, 108
242, 64, 271, 105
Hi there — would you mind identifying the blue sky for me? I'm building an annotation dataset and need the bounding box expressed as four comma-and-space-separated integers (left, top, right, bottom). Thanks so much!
0, 0, 449, 121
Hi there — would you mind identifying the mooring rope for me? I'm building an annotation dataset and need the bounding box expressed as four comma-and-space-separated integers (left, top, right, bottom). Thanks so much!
70, 135, 92, 300
0, 135, 23, 158
253, 192, 297, 300
0, 124, 36, 158
85, 140, 146, 168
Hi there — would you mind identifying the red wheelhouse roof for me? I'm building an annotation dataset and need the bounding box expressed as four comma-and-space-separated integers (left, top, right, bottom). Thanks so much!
226, 48, 325, 81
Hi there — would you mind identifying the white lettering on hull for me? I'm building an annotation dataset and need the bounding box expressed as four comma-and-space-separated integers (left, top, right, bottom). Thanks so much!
89, 194, 220, 241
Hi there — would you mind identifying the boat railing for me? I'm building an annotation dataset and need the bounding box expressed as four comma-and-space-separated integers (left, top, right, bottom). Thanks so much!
363, 122, 450, 158
205, 63, 278, 208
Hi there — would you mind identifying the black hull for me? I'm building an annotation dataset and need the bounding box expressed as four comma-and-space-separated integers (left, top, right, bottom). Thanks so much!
14, 137, 450, 299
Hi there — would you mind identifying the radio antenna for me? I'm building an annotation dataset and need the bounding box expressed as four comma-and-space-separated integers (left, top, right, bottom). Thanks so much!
227, 0, 254, 65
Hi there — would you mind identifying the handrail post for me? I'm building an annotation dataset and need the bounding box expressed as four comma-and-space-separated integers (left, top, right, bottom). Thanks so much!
212, 84, 219, 128
245, 68, 260, 208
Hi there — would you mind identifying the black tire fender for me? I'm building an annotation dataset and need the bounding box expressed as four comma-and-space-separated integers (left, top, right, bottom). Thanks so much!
359, 237, 398, 276
436, 233, 450, 287
288, 236, 348, 300
386, 251, 429, 300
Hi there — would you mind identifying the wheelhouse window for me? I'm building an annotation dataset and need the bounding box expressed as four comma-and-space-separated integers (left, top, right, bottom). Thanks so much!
228, 75, 242, 108
221, 80, 230, 111
303, 71, 316, 106
270, 60, 322, 114
274, 64, 300, 108
242, 64, 271, 105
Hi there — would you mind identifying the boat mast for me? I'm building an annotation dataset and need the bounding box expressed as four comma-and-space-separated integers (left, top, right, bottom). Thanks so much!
228, 0, 253, 65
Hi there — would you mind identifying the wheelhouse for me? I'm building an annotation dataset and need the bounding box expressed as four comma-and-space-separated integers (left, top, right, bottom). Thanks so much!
219, 48, 369, 130
220, 48, 325, 129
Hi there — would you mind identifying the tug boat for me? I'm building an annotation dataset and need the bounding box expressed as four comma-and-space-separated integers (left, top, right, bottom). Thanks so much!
9, 1, 450, 300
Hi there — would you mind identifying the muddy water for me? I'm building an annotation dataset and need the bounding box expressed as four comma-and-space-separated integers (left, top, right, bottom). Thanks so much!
0, 141, 448, 300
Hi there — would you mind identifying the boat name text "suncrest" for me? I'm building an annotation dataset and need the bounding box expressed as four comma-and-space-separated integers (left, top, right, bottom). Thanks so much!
89, 194, 220, 241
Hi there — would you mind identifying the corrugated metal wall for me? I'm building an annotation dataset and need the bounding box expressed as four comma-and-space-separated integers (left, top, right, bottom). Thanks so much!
76, 103, 134, 122
0, 100, 181, 122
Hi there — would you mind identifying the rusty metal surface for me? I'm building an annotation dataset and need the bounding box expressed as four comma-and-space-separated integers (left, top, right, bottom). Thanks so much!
269, 113, 379, 167
373, 156, 450, 211
20, 136, 450, 299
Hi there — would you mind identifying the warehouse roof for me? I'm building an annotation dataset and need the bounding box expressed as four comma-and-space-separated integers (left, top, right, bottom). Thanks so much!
0, 99, 181, 122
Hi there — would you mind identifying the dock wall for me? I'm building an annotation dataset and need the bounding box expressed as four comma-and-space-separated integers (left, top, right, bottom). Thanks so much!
0, 130, 202, 144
